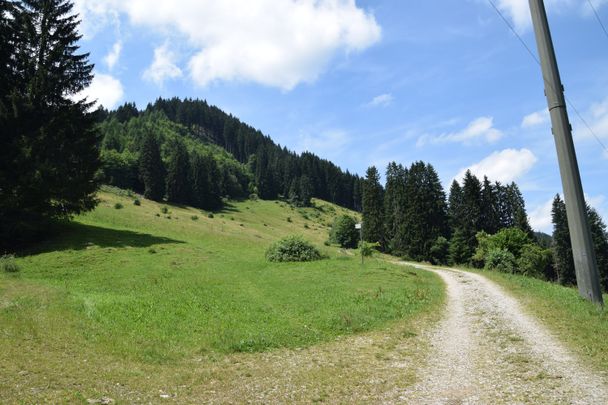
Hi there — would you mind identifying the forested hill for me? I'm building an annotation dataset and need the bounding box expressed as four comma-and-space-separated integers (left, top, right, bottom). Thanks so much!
97, 98, 363, 211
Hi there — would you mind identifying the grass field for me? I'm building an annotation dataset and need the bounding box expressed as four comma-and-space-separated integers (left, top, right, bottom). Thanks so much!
471, 270, 608, 373
0, 188, 443, 402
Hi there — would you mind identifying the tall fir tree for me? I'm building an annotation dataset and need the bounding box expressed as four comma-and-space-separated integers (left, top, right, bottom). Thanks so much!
139, 132, 165, 201
165, 138, 191, 204
1, 0, 100, 247
480, 176, 500, 234
551, 194, 576, 285
383, 162, 407, 250
458, 170, 483, 262
588, 207, 608, 292
447, 180, 463, 235
362, 166, 384, 245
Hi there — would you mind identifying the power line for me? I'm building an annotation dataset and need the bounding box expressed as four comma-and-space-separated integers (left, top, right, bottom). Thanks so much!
586, 0, 608, 43
486, 0, 608, 155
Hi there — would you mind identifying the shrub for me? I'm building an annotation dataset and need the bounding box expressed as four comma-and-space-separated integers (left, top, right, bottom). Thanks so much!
191, 215, 199, 221
286, 217, 292, 223
359, 241, 379, 258
265, 235, 323, 262
1, 254, 19, 273
161, 206, 169, 214
133, 199, 141, 206
429, 236, 449, 265
114, 202, 123, 209
329, 215, 359, 249
484, 248, 516, 273
517, 244, 554, 279
304, 223, 309, 229
207, 213, 214, 219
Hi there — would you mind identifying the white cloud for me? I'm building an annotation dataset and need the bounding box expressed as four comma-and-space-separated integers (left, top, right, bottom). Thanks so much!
454, 148, 538, 184
417, 116, 503, 146
297, 129, 351, 159
104, 40, 122, 70
368, 93, 393, 107
74, 73, 124, 109
522, 108, 549, 128
143, 43, 183, 86
75, 0, 381, 90
529, 197, 554, 232
493, 0, 590, 32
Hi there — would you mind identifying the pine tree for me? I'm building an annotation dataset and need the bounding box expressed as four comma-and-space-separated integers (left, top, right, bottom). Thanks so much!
551, 194, 575, 285
507, 182, 533, 235
165, 139, 191, 204
298, 175, 313, 207
480, 176, 500, 234
139, 133, 165, 201
1, 0, 100, 247
204, 154, 223, 210
362, 166, 384, 245
458, 170, 483, 262
383, 162, 407, 250
190, 152, 210, 209
448, 180, 463, 235
588, 207, 608, 292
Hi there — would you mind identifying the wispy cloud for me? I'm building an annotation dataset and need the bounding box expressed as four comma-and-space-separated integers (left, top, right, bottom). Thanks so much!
104, 40, 122, 70
73, 73, 124, 109
367, 93, 393, 108
143, 43, 183, 86
529, 197, 554, 233
297, 129, 351, 160
522, 108, 550, 128
417, 116, 503, 146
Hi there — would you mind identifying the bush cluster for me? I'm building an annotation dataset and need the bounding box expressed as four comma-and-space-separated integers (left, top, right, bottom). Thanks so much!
265, 235, 323, 262
1, 254, 20, 273
329, 215, 359, 249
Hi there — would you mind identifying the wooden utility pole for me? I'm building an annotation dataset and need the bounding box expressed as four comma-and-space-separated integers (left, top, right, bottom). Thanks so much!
528, 0, 603, 305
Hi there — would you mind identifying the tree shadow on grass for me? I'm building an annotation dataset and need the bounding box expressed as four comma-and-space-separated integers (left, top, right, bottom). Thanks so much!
20, 221, 185, 256
217, 202, 240, 214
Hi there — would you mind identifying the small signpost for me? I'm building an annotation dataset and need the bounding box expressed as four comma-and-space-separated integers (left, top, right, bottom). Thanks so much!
355, 223, 362, 264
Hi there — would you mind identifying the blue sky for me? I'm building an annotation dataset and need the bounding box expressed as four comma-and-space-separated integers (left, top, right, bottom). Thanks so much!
73, 0, 608, 232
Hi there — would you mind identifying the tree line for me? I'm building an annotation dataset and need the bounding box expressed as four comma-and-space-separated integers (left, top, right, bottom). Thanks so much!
359, 162, 608, 291
99, 98, 364, 211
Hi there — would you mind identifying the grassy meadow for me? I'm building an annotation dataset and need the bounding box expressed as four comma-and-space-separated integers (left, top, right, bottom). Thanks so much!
0, 188, 443, 402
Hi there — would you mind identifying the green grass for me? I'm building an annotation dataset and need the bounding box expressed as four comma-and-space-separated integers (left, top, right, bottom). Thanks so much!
1, 190, 442, 365
475, 270, 608, 372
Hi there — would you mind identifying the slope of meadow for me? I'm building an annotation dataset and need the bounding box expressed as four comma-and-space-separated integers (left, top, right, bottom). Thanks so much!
0, 188, 443, 402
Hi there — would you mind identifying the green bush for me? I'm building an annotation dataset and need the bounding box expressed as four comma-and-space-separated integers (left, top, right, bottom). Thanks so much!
517, 244, 553, 279
114, 202, 123, 209
484, 248, 516, 273
265, 235, 323, 262
1, 254, 19, 273
133, 199, 141, 206
207, 213, 214, 219
191, 215, 199, 221
359, 241, 379, 258
161, 206, 169, 214
429, 236, 449, 265
329, 215, 359, 249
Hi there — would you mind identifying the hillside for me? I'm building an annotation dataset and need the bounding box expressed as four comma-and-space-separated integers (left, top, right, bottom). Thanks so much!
0, 188, 442, 402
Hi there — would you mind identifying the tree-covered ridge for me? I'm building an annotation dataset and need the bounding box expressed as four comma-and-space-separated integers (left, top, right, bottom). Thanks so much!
98, 97, 363, 211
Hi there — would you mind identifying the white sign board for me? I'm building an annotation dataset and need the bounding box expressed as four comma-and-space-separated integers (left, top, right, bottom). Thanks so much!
355, 223, 362, 230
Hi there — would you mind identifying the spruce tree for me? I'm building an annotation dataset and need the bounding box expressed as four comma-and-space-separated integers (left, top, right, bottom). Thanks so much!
551, 194, 575, 285
480, 176, 500, 234
298, 175, 313, 207
139, 133, 165, 201
383, 162, 407, 250
588, 207, 608, 292
204, 154, 223, 210
507, 182, 533, 235
362, 166, 384, 245
459, 170, 483, 262
165, 139, 191, 204
448, 180, 463, 235
190, 152, 210, 209
1, 0, 100, 247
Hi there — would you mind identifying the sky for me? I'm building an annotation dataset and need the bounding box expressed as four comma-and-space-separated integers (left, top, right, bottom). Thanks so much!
72, 0, 608, 233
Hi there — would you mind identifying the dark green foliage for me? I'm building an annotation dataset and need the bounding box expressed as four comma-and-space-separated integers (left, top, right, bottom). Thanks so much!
430, 236, 449, 265
139, 133, 165, 201
265, 235, 323, 262
551, 195, 575, 285
480, 176, 500, 234
165, 139, 191, 204
362, 166, 384, 245
359, 241, 379, 258
517, 244, 554, 279
191, 215, 199, 221
133, 199, 141, 206
1, 0, 100, 248
449, 229, 470, 265
114, 202, 123, 210
484, 248, 516, 273
207, 213, 214, 218
100, 149, 140, 191
383, 162, 407, 252
588, 207, 608, 292
534, 231, 552, 249
395, 162, 448, 261
330, 215, 359, 249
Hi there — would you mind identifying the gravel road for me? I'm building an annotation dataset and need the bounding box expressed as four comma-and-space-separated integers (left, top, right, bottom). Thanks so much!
396, 264, 608, 404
